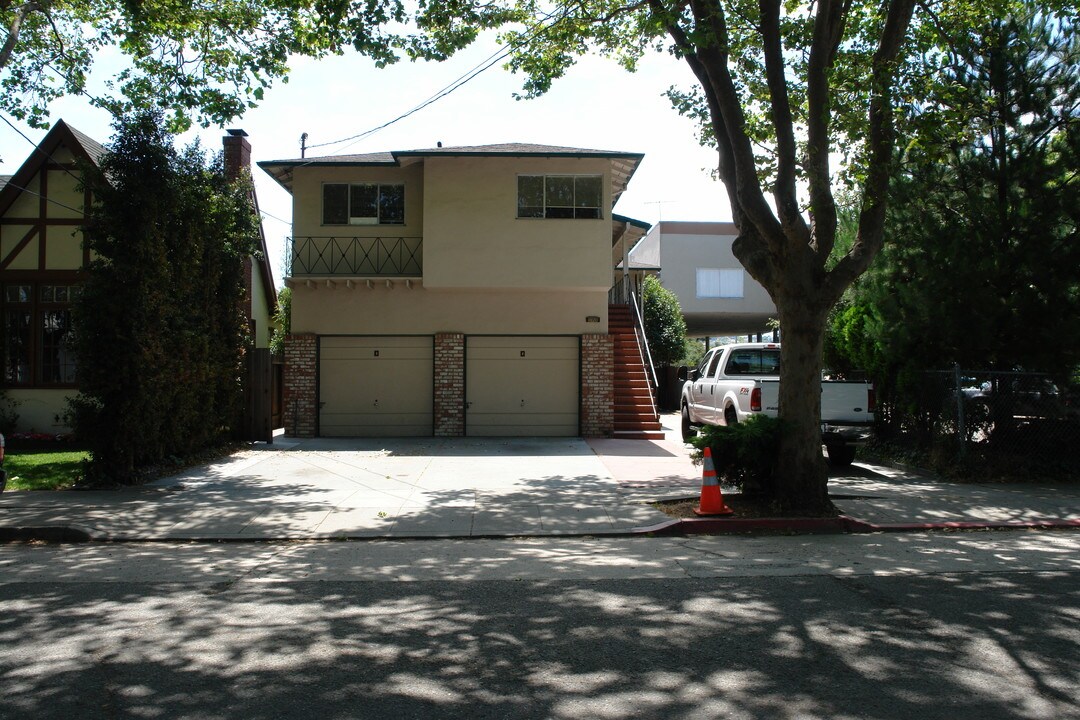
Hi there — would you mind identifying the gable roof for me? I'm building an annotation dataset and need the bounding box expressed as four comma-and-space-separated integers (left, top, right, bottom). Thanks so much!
0, 119, 104, 217
259, 142, 644, 205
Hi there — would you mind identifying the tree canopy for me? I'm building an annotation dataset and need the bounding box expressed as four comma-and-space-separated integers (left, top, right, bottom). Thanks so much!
828, 8, 1080, 424
0, 0, 406, 129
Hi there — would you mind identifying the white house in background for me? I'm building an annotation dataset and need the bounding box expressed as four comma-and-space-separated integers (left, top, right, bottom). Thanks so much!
628, 221, 776, 336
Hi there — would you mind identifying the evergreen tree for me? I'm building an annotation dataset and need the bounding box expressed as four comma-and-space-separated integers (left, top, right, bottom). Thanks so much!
71, 112, 258, 483
830, 10, 1080, 425
641, 275, 688, 368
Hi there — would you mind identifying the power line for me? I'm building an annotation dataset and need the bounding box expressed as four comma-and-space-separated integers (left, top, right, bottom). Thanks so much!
0, 178, 85, 215
304, 10, 569, 156
0, 112, 88, 188
305, 44, 514, 153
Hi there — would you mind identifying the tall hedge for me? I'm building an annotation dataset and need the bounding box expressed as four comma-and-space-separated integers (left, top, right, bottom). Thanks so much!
641, 275, 688, 368
71, 112, 258, 484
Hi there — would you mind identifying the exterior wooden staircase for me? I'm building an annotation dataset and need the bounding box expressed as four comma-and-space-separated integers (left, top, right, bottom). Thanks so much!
609, 304, 665, 440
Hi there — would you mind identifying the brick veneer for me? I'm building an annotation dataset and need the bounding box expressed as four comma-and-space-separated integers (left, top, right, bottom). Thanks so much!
284, 333, 317, 437
434, 333, 465, 436
581, 333, 614, 437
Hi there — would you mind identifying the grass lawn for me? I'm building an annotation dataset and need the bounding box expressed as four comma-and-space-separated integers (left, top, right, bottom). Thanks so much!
3, 450, 90, 491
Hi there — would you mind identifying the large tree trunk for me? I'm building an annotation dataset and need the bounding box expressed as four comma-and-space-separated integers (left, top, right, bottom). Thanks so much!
774, 296, 834, 516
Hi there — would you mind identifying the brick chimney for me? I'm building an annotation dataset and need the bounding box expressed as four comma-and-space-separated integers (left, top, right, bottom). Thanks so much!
223, 128, 251, 181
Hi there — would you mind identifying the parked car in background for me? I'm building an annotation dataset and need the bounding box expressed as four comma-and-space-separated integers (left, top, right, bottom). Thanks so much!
960, 376, 1072, 420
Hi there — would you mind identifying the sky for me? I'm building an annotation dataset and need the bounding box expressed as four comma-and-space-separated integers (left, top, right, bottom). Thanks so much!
0, 33, 734, 287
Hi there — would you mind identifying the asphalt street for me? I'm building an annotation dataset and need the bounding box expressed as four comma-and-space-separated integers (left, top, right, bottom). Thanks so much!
2, 532, 1079, 719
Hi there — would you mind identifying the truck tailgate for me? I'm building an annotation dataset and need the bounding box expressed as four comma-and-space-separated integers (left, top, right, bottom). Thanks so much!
757, 379, 873, 423
821, 381, 874, 423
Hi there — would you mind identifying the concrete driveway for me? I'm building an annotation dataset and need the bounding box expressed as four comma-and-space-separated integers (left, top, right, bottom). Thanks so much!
0, 429, 697, 541
7, 413, 1076, 541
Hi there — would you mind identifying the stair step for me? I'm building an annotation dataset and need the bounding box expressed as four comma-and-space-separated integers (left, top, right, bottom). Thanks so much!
614, 418, 661, 428
614, 408, 659, 418
614, 422, 664, 432
612, 431, 666, 440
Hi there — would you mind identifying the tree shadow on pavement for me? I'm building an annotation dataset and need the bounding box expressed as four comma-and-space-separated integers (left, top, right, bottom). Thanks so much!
0, 551, 1077, 720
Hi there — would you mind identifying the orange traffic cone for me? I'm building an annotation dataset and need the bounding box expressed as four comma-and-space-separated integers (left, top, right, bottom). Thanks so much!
694, 447, 734, 516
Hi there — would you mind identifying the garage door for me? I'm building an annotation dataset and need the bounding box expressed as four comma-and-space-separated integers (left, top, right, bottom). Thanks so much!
466, 336, 579, 436
319, 336, 433, 437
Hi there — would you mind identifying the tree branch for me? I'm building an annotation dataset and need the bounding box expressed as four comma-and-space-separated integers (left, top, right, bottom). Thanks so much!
0, 1, 42, 72
805, 0, 850, 261
652, 0, 776, 290
686, 0, 783, 248
824, 0, 917, 304
758, 0, 807, 245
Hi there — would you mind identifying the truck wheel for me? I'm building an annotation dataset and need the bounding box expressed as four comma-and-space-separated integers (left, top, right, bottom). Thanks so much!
827, 444, 856, 467
724, 406, 738, 427
681, 404, 697, 442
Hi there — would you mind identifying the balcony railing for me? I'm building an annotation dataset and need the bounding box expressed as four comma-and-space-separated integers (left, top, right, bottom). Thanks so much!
287, 236, 422, 277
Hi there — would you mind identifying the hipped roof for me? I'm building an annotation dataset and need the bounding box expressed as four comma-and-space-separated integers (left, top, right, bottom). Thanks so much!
259, 142, 644, 206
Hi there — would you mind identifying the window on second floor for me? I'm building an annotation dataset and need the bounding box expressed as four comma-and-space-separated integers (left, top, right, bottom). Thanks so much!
517, 175, 603, 219
696, 268, 745, 298
323, 183, 405, 225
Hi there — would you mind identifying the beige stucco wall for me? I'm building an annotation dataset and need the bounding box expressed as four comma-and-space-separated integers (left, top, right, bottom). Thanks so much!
291, 163, 425, 240
5, 389, 74, 433
45, 225, 83, 268
291, 281, 607, 336
45, 167, 84, 220
0, 224, 36, 267
421, 156, 612, 290
288, 155, 613, 292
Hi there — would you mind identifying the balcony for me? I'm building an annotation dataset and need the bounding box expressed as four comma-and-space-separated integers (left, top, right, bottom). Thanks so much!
287, 236, 422, 277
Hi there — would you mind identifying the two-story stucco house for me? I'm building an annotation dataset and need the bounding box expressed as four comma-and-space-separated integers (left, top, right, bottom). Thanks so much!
0, 120, 277, 436
260, 143, 664, 439
628, 221, 777, 337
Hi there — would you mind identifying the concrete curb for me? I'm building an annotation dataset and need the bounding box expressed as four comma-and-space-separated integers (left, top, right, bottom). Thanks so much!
0, 525, 92, 542
3, 518, 1079, 544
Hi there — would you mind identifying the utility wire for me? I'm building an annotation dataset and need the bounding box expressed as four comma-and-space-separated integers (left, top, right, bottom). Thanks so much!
305, 44, 514, 153
303, 9, 570, 156
0, 111, 89, 188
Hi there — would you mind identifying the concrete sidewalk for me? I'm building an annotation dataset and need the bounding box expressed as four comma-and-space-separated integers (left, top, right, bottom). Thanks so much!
1, 414, 1078, 541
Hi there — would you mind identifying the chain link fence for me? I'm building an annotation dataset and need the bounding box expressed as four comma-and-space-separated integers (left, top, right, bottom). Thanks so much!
892, 367, 1080, 478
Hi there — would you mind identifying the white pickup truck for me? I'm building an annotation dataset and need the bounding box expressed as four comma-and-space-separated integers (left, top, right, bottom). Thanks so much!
678, 343, 875, 466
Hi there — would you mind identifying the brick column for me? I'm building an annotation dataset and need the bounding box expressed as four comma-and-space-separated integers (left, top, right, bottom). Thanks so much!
581, 333, 613, 437
434, 332, 465, 437
284, 333, 317, 438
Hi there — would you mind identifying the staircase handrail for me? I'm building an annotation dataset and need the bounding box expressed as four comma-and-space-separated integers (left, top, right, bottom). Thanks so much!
629, 290, 660, 391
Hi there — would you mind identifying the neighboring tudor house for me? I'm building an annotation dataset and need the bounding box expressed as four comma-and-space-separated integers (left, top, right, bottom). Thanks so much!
0, 120, 277, 436
628, 221, 777, 336
260, 143, 665, 439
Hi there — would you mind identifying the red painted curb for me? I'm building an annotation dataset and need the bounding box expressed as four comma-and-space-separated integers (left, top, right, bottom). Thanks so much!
863, 519, 1080, 532
631, 516, 1080, 536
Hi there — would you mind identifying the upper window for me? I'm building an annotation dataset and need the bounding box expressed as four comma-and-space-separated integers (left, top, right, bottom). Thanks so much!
323, 183, 405, 225
517, 175, 603, 219
696, 268, 745, 298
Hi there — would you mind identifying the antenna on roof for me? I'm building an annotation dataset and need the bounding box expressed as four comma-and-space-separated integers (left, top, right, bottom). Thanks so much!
300, 132, 308, 159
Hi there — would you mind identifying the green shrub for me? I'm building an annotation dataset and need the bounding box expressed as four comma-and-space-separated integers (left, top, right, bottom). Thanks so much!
689, 415, 784, 496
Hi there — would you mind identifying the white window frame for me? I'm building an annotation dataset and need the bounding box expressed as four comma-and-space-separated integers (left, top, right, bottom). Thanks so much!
696, 268, 745, 298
